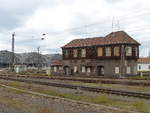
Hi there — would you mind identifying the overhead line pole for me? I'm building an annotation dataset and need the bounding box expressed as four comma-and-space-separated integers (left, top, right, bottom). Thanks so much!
11, 32, 15, 72
37, 46, 40, 72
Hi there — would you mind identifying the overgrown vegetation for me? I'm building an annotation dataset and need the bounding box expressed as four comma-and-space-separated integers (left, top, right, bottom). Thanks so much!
1, 81, 150, 113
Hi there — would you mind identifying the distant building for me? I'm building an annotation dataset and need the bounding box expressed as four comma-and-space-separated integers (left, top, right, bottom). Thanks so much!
50, 60, 63, 75
137, 58, 150, 72
14, 64, 27, 73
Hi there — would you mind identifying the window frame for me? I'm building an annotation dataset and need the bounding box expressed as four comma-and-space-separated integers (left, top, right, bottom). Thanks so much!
81, 49, 86, 58
98, 47, 103, 57
105, 47, 111, 57
126, 46, 132, 56
73, 49, 78, 58
114, 46, 120, 56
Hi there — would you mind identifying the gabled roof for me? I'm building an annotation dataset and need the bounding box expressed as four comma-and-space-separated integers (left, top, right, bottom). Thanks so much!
138, 58, 150, 63
62, 31, 140, 48
51, 60, 63, 66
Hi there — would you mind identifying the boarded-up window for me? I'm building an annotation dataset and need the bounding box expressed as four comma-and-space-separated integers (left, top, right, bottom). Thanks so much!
115, 67, 119, 74
87, 67, 91, 73
74, 66, 77, 73
114, 46, 120, 56
59, 66, 62, 70
54, 66, 57, 72
81, 49, 86, 57
98, 47, 103, 56
105, 47, 111, 56
73, 49, 78, 58
81, 66, 86, 73
127, 67, 131, 74
126, 46, 132, 56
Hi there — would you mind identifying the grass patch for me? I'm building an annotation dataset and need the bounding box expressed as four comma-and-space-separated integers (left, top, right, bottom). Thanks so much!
36, 108, 54, 113
1, 81, 150, 113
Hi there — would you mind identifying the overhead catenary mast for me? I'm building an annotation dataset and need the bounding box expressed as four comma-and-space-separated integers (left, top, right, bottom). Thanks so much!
11, 32, 15, 72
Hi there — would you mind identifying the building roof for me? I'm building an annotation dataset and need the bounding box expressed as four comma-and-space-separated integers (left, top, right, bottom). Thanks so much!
62, 31, 140, 48
51, 60, 63, 66
138, 58, 150, 63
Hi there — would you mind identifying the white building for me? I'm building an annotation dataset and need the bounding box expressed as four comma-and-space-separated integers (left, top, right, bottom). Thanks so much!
137, 58, 150, 72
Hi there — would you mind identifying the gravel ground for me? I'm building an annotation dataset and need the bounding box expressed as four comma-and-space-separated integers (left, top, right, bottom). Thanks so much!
0, 85, 129, 113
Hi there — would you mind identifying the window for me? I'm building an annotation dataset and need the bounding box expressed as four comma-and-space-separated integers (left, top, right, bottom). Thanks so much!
87, 67, 91, 73
64, 50, 69, 58
81, 66, 86, 73
59, 66, 62, 70
148, 65, 150, 70
139, 65, 141, 70
105, 47, 111, 56
115, 67, 119, 74
126, 46, 132, 56
74, 66, 77, 73
114, 46, 120, 56
134, 47, 138, 56
81, 49, 86, 57
54, 66, 57, 72
73, 49, 78, 58
98, 47, 103, 56
127, 67, 131, 74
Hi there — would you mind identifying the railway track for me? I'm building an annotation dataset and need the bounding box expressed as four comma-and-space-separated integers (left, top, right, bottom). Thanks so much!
0, 74, 149, 86
0, 76, 150, 99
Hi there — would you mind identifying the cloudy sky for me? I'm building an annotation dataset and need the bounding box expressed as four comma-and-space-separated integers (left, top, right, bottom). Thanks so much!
0, 0, 150, 56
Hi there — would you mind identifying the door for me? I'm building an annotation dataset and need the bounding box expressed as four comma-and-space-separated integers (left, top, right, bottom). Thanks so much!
97, 66, 104, 76
64, 66, 69, 75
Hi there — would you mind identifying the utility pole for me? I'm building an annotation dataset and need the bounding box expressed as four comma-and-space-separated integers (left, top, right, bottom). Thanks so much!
11, 32, 15, 72
37, 46, 40, 71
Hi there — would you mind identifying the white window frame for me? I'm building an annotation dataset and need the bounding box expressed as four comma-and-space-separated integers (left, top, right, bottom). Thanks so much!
115, 67, 119, 74
81, 66, 86, 73
87, 67, 91, 73
54, 66, 57, 72
127, 66, 131, 74
74, 66, 77, 73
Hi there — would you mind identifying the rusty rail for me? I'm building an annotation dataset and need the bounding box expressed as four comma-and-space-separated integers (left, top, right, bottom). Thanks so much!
0, 76, 149, 99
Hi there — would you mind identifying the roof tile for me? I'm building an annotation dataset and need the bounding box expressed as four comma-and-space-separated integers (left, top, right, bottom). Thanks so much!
62, 31, 140, 48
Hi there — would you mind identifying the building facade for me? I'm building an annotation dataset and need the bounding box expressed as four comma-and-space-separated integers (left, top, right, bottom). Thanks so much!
137, 58, 150, 75
52, 31, 140, 77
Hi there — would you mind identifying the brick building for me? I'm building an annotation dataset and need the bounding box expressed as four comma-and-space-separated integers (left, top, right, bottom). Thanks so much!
52, 31, 140, 77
